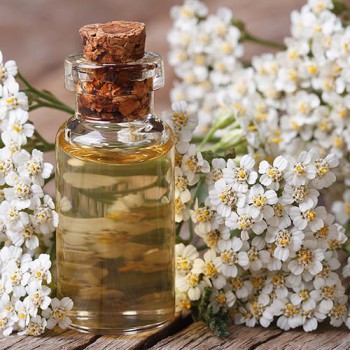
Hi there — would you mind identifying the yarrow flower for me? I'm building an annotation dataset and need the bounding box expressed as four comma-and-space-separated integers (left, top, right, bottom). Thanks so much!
0, 50, 72, 336
169, 94, 349, 334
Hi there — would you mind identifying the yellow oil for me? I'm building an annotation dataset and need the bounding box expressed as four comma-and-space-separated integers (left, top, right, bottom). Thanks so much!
55, 121, 175, 334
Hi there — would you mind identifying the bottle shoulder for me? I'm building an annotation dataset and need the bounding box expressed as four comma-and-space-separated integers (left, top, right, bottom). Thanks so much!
56, 115, 174, 165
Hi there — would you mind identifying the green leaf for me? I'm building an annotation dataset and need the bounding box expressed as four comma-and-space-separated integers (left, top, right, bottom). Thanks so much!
190, 287, 229, 339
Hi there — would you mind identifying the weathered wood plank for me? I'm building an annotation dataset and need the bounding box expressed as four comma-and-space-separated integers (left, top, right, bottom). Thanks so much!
148, 322, 283, 350
0, 328, 98, 350
149, 322, 350, 350
0, 315, 190, 350
82, 315, 191, 350
255, 325, 350, 350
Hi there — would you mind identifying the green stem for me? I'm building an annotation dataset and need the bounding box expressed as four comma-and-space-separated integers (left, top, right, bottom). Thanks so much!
29, 100, 74, 115
197, 128, 218, 152
343, 244, 350, 256
192, 136, 221, 144
243, 32, 286, 50
18, 72, 74, 114
197, 244, 208, 252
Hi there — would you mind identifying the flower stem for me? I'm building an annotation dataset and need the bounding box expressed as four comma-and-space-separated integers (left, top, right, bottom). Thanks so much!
197, 244, 208, 251
18, 72, 75, 115
197, 127, 218, 152
243, 32, 286, 50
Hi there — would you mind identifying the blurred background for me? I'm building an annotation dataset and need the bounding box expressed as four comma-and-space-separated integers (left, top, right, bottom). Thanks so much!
0, 0, 305, 143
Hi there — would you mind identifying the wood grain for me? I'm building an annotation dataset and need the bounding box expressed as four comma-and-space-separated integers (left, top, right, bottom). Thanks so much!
0, 329, 98, 350
0, 316, 191, 350
149, 322, 283, 350
149, 322, 350, 350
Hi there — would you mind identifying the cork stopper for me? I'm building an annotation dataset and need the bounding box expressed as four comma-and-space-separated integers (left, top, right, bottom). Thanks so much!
79, 21, 146, 63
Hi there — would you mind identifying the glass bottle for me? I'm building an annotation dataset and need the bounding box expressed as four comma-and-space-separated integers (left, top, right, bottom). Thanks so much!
55, 26, 175, 334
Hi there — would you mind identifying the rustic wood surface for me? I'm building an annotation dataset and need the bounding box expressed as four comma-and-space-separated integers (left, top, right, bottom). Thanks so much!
1, 0, 350, 349
1, 320, 350, 350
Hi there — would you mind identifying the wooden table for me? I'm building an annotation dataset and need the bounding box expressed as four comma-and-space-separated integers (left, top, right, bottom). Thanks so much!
1, 317, 350, 350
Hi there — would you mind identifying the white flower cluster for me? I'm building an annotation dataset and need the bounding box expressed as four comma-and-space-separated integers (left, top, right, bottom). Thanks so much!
169, 0, 350, 227
222, 1, 350, 226
0, 51, 72, 336
168, 0, 243, 134
168, 103, 350, 332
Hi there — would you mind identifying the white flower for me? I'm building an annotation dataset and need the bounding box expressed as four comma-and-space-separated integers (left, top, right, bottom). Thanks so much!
223, 155, 258, 193
0, 200, 29, 231
266, 227, 304, 261
182, 144, 210, 182
259, 156, 288, 190
226, 205, 267, 239
192, 250, 226, 289
260, 273, 289, 303
245, 240, 270, 272
4, 171, 43, 210
0, 77, 28, 115
284, 151, 316, 186
2, 110, 34, 146
0, 312, 14, 336
3, 260, 30, 298
29, 254, 52, 286
234, 299, 271, 327
328, 302, 347, 327
175, 292, 192, 316
191, 200, 218, 235
17, 315, 47, 336
0, 148, 14, 185
312, 278, 345, 314
176, 271, 207, 301
206, 158, 226, 188
14, 300, 30, 328
175, 197, 191, 222
214, 237, 249, 277
289, 204, 326, 232
282, 184, 319, 211
24, 282, 51, 317
31, 195, 58, 234
248, 184, 278, 219
42, 297, 73, 329
175, 166, 191, 203
14, 149, 53, 186
175, 243, 199, 275
0, 51, 17, 84
332, 189, 350, 225
290, 283, 316, 311
209, 178, 245, 218
288, 240, 324, 275
198, 225, 230, 249
167, 101, 198, 132
312, 153, 339, 189
7, 223, 39, 250
228, 276, 252, 299
275, 300, 303, 331
308, 0, 334, 14
210, 287, 236, 314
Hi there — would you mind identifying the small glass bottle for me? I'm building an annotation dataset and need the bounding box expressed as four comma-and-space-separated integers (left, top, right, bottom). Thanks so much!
55, 21, 175, 334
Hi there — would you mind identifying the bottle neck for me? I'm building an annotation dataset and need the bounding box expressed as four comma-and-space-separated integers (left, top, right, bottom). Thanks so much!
75, 89, 154, 122
65, 52, 164, 122
72, 62, 156, 122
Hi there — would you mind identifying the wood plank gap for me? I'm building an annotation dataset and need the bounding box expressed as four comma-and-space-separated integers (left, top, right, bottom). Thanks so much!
247, 329, 284, 350
2, 335, 27, 350
72, 334, 101, 350
134, 315, 193, 350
